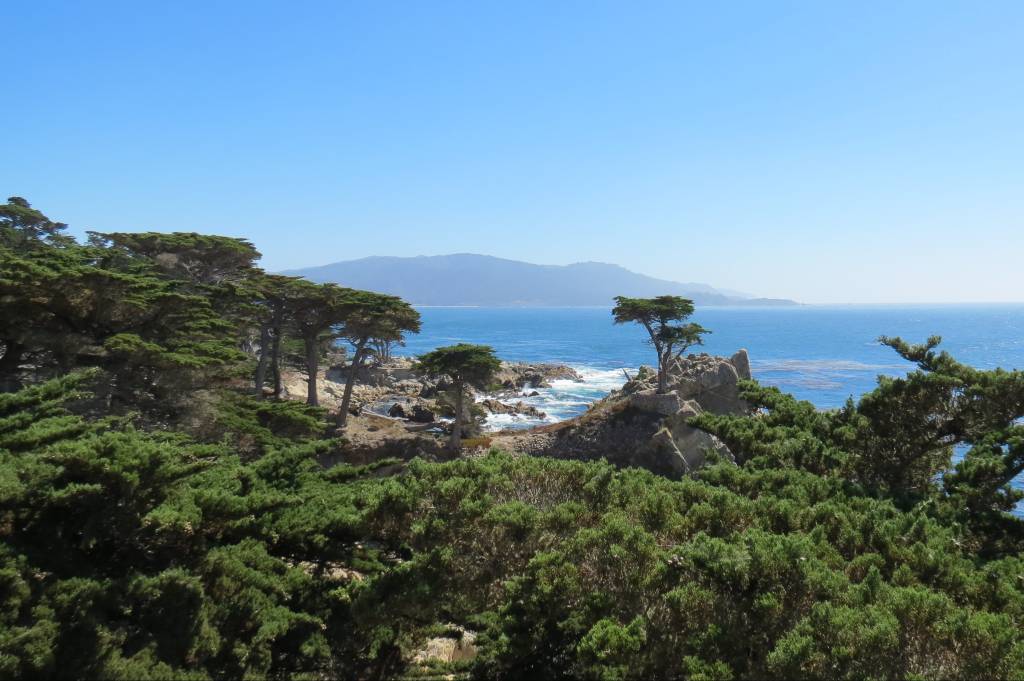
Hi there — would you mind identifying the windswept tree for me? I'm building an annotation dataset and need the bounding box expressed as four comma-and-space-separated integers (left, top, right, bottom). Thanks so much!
0, 196, 73, 249
0, 197, 74, 388
91, 231, 261, 285
0, 234, 240, 402
612, 295, 709, 393
286, 281, 354, 406
369, 318, 410, 364
416, 344, 501, 451
336, 292, 420, 428
248, 274, 304, 397
863, 336, 1024, 517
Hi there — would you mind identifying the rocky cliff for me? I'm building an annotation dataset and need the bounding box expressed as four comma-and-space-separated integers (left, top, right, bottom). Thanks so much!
493, 350, 752, 477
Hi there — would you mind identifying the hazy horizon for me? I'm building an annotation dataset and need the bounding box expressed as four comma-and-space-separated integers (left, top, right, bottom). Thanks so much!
5, 1, 1022, 304
284, 252, 1024, 306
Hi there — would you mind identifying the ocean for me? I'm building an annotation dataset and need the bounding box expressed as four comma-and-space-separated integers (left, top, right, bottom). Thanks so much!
397, 305, 1024, 510
401, 304, 1024, 419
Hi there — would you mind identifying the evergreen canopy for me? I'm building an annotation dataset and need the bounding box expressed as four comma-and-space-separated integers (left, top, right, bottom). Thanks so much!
612, 295, 709, 393
417, 344, 500, 450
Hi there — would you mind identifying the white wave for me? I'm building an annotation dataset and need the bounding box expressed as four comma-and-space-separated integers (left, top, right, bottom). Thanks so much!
481, 364, 630, 431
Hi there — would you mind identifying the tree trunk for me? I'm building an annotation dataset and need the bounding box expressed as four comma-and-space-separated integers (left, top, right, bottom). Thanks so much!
254, 323, 271, 396
270, 325, 283, 398
448, 381, 464, 451
304, 332, 319, 406
657, 349, 669, 394
0, 340, 24, 392
337, 342, 366, 429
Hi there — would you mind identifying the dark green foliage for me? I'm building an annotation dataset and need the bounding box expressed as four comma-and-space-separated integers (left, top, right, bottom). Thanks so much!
0, 242, 241, 406
205, 391, 328, 457
417, 344, 501, 450
694, 336, 1024, 556
416, 343, 502, 387
361, 452, 1024, 680
612, 295, 709, 393
4, 354, 1024, 680
281, 279, 356, 406
0, 196, 72, 249
336, 290, 421, 427
91, 231, 261, 285
0, 374, 394, 679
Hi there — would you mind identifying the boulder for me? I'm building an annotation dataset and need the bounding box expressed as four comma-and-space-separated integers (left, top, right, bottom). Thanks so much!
492, 362, 583, 391
387, 399, 436, 423
665, 353, 749, 415
412, 628, 477, 665
328, 356, 420, 388
730, 348, 752, 380
662, 400, 735, 470
409, 404, 436, 423
620, 365, 657, 395
479, 398, 547, 419
629, 389, 682, 416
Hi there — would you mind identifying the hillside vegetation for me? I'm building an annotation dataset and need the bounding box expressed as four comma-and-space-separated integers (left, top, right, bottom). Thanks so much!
2, 197, 1023, 680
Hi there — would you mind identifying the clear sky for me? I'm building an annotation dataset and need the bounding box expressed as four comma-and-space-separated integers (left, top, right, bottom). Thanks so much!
4, 1, 1023, 304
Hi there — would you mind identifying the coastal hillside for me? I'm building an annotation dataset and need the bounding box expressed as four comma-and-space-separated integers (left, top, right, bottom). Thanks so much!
5, 197, 1024, 679
283, 253, 797, 306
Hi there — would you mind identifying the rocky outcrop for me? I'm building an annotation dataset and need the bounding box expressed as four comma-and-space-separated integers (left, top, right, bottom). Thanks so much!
622, 349, 751, 416
411, 626, 478, 665
317, 412, 445, 467
643, 400, 734, 474
493, 350, 750, 477
492, 362, 583, 391
628, 389, 682, 416
387, 400, 436, 423
479, 398, 547, 420
278, 351, 749, 476
279, 369, 347, 408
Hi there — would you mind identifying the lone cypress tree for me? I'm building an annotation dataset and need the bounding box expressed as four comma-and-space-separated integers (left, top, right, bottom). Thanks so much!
416, 344, 501, 451
612, 295, 709, 393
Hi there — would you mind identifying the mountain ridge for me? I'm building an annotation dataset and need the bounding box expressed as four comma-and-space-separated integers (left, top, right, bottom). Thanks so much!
281, 253, 798, 307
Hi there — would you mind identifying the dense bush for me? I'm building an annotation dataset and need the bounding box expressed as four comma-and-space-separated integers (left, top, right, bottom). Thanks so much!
7, 369, 1023, 679
0, 374, 390, 679
363, 453, 1024, 680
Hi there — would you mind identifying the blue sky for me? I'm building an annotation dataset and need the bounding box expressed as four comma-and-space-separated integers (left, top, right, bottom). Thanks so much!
4, 1, 1022, 303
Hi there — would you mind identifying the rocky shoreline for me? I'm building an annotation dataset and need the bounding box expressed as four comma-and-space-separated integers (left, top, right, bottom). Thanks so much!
490, 350, 750, 476
278, 349, 753, 478
279, 357, 584, 428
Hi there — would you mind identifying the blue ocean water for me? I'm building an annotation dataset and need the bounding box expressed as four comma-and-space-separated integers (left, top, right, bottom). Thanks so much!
398, 304, 1024, 512
402, 304, 1024, 409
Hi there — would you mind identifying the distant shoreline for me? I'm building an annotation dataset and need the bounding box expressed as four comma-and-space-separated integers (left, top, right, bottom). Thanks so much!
410, 302, 1024, 309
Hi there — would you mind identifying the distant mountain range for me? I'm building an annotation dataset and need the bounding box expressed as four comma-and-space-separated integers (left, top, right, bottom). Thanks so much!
282, 254, 798, 307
